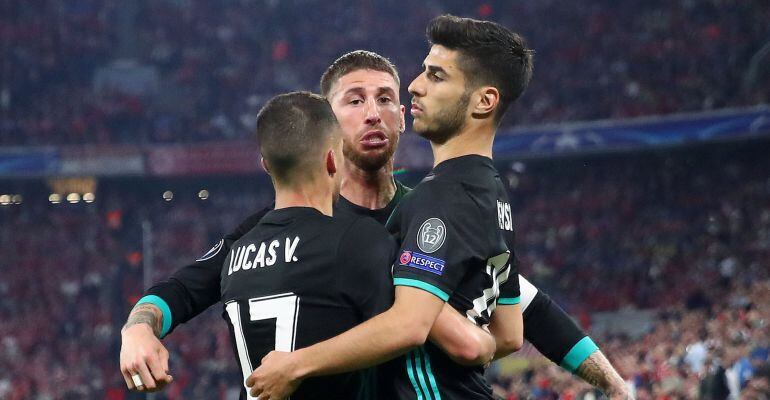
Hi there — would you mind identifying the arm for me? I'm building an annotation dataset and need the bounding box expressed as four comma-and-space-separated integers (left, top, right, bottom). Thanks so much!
489, 255, 525, 360
246, 286, 446, 399
489, 303, 524, 360
429, 304, 496, 366
575, 350, 632, 399
119, 303, 173, 392
520, 276, 630, 398
118, 255, 222, 392
119, 208, 269, 392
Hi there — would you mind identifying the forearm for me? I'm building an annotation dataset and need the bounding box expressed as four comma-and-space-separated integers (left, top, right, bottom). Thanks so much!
296, 308, 424, 378
123, 303, 163, 338
491, 337, 516, 361
294, 287, 445, 378
145, 269, 222, 329
489, 304, 524, 360
429, 305, 495, 366
575, 350, 631, 399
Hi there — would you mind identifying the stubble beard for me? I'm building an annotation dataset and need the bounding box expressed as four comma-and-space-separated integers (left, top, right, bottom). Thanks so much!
413, 91, 471, 145
342, 134, 398, 172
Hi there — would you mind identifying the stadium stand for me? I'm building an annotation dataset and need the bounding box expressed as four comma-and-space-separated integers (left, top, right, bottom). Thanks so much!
2, 0, 769, 145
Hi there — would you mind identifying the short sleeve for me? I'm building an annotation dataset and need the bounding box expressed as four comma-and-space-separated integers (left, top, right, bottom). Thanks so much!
337, 218, 397, 319
497, 253, 521, 304
389, 182, 488, 302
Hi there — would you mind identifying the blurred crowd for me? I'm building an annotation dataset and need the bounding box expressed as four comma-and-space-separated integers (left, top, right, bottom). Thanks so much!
3, 0, 770, 146
487, 141, 770, 399
1, 140, 769, 399
512, 141, 770, 313
0, 183, 271, 399
490, 280, 770, 400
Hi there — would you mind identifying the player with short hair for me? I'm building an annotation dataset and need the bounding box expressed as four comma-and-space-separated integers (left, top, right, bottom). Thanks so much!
121, 91, 400, 399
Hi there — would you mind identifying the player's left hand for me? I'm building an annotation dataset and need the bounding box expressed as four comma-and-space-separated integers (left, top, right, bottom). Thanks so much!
246, 351, 303, 400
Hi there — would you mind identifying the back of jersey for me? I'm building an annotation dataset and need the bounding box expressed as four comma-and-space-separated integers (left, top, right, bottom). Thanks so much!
219, 207, 396, 400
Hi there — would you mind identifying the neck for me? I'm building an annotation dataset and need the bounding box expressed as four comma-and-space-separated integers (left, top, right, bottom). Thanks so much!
339, 158, 396, 210
274, 176, 334, 216
431, 122, 495, 167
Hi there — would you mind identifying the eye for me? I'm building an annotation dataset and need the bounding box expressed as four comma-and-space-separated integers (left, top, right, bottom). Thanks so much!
349, 98, 363, 105
428, 71, 443, 82
378, 97, 393, 104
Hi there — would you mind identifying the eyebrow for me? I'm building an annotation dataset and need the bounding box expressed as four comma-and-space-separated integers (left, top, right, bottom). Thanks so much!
341, 86, 397, 97
424, 64, 447, 76
377, 86, 397, 96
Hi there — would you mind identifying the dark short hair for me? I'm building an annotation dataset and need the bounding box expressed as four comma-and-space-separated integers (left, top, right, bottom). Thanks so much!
320, 50, 400, 97
255, 91, 339, 183
427, 15, 534, 122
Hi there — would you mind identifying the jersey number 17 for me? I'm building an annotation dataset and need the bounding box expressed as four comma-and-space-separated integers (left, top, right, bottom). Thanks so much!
225, 293, 299, 399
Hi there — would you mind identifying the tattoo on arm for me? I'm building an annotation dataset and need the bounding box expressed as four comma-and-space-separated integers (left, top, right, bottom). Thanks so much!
576, 351, 632, 399
123, 304, 163, 338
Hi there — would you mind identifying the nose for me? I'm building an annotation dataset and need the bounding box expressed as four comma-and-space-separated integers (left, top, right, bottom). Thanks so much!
364, 97, 381, 126
408, 73, 424, 98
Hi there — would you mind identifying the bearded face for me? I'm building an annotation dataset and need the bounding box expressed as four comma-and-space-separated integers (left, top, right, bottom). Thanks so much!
328, 69, 405, 172
408, 45, 475, 145
342, 129, 399, 171
411, 90, 470, 145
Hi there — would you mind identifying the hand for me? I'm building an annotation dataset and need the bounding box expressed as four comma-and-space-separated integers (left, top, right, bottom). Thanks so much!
246, 351, 303, 400
119, 323, 173, 392
606, 387, 634, 400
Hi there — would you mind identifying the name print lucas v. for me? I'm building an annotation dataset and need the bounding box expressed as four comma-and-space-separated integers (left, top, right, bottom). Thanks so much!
227, 236, 300, 275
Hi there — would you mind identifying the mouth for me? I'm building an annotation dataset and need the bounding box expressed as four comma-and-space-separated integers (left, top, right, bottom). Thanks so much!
410, 102, 423, 117
360, 130, 389, 149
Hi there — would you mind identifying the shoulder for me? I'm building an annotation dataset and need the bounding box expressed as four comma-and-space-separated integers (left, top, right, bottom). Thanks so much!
402, 178, 482, 221
336, 216, 397, 268
225, 206, 272, 241
402, 179, 472, 208
395, 179, 412, 194
340, 214, 393, 243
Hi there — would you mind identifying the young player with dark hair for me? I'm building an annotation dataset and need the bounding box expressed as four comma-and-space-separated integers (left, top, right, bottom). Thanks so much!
411, 19, 627, 396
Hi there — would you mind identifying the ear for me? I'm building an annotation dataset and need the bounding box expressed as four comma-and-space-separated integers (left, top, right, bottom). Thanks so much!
326, 149, 337, 176
399, 104, 406, 134
472, 87, 500, 118
260, 156, 271, 175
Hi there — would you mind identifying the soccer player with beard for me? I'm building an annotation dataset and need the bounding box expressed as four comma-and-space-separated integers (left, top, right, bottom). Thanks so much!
318, 52, 410, 226
123, 91, 401, 399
